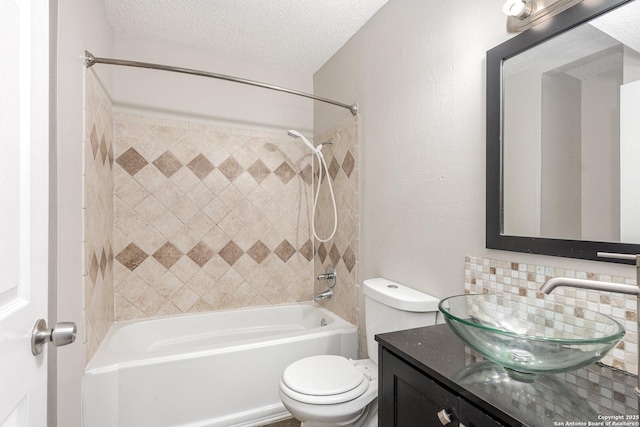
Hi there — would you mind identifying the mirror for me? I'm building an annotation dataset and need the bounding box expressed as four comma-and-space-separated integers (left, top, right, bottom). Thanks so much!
486, 0, 640, 262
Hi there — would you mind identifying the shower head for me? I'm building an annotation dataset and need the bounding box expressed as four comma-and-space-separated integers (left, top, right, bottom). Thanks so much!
287, 129, 318, 153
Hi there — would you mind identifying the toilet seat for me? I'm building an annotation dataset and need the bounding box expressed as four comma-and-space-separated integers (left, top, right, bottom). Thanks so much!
280, 355, 370, 405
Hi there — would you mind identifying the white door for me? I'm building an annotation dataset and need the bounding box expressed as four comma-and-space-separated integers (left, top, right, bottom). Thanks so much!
0, 0, 50, 425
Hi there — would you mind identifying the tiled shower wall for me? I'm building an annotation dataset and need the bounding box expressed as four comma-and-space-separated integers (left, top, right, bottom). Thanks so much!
466, 256, 638, 375
113, 114, 315, 320
313, 117, 359, 326
84, 71, 115, 361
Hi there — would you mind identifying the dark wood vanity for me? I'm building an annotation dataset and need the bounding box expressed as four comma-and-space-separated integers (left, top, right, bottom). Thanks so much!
377, 324, 639, 426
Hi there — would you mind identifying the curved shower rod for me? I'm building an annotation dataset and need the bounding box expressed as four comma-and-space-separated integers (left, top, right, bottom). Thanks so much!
84, 51, 359, 116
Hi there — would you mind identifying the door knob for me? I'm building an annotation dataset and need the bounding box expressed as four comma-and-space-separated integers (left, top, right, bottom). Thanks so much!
31, 319, 77, 355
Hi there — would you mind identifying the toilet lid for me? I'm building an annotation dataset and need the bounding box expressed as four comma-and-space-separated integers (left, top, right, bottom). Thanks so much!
281, 355, 369, 404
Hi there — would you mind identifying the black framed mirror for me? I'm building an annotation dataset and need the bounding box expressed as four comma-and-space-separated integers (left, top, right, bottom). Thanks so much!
486, 0, 640, 264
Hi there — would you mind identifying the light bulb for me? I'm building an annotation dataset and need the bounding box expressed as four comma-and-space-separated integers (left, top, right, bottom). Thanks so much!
503, 0, 532, 18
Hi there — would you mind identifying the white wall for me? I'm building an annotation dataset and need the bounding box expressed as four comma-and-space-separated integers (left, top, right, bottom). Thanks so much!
540, 72, 581, 239
111, 35, 313, 133
503, 68, 543, 237
314, 0, 634, 303
56, 0, 113, 425
621, 80, 640, 242
581, 68, 621, 242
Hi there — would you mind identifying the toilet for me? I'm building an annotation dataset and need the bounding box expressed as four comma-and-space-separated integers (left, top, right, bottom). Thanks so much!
279, 278, 440, 427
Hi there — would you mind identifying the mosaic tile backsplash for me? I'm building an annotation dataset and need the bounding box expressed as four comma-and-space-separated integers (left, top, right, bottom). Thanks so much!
84, 71, 115, 362
466, 256, 638, 375
113, 114, 315, 320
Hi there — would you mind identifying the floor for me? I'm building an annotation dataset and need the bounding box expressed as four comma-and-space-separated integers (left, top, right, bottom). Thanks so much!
263, 418, 301, 427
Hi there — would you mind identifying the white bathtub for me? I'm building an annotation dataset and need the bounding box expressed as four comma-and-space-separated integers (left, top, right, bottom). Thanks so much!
83, 302, 357, 427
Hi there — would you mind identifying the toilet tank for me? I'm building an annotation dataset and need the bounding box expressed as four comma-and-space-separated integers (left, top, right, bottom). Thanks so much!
363, 278, 439, 365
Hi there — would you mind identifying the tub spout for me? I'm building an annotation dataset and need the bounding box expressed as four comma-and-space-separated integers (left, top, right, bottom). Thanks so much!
314, 288, 333, 302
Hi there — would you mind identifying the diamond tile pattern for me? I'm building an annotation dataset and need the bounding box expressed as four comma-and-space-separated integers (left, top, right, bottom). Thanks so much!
317, 242, 327, 263
247, 160, 271, 184
328, 244, 341, 266
342, 245, 356, 273
113, 115, 319, 320
100, 136, 108, 164
84, 72, 115, 363
218, 156, 243, 182
299, 164, 313, 186
116, 147, 148, 176
274, 161, 296, 184
299, 240, 314, 262
342, 151, 355, 178
87, 85, 359, 359
247, 240, 270, 264
187, 154, 214, 179
313, 117, 360, 327
153, 151, 183, 178
111, 114, 360, 323
187, 241, 214, 267
116, 243, 148, 271
274, 239, 296, 263
328, 158, 340, 181
89, 252, 99, 285
90, 125, 100, 159
153, 242, 183, 268
218, 241, 244, 266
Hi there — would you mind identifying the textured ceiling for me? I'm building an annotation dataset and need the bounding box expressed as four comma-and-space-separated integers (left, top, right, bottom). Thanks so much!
103, 0, 389, 74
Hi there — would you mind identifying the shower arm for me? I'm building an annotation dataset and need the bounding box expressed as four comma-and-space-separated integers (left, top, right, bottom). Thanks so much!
84, 51, 359, 116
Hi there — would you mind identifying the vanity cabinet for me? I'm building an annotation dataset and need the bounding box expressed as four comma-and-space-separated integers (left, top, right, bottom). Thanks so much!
379, 348, 505, 426
377, 324, 639, 426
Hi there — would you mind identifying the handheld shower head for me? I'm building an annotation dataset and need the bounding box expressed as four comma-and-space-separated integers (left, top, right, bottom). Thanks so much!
287, 129, 318, 153
285, 129, 338, 242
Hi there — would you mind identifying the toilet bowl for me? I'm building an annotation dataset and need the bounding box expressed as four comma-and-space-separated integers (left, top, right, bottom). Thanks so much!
279, 278, 440, 427
279, 355, 377, 427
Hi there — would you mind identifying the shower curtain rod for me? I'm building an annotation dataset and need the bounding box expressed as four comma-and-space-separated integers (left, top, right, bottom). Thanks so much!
84, 51, 359, 116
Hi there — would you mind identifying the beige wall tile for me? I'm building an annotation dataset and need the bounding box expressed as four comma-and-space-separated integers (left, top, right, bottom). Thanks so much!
313, 116, 360, 327
112, 115, 315, 319
87, 107, 357, 348
84, 72, 115, 364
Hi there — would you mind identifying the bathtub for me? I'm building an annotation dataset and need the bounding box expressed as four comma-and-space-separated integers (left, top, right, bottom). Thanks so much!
83, 302, 357, 427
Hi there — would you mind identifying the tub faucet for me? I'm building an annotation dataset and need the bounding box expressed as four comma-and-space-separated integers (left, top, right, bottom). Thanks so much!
540, 252, 640, 396
317, 264, 336, 288
314, 288, 333, 302
314, 265, 337, 302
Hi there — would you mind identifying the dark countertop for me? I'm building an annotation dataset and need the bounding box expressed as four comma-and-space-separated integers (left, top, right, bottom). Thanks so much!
376, 324, 640, 427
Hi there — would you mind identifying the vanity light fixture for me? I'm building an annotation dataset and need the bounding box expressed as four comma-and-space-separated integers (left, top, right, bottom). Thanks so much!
504, 0, 584, 32
503, 0, 533, 19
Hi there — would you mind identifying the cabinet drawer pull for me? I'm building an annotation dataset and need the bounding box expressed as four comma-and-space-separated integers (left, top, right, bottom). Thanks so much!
437, 409, 452, 425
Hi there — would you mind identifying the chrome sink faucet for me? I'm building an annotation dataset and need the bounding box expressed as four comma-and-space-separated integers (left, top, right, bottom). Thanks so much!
540, 252, 640, 396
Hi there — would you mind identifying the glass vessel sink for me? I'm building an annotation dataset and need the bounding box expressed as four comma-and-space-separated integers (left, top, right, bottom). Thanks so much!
439, 294, 625, 375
